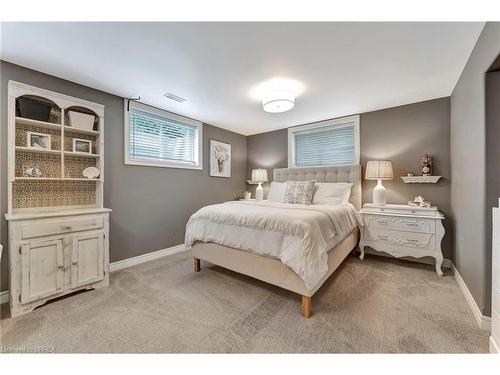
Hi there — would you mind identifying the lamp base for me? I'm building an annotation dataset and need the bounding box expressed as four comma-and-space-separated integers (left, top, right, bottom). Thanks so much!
256, 183, 264, 201
373, 180, 386, 205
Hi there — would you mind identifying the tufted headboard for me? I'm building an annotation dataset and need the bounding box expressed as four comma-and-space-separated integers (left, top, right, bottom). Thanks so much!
273, 165, 362, 210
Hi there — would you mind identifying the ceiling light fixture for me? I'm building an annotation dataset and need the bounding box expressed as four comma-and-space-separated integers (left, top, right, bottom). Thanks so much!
262, 90, 295, 113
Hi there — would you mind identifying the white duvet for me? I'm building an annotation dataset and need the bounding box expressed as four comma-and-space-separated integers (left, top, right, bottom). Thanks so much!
185, 200, 363, 290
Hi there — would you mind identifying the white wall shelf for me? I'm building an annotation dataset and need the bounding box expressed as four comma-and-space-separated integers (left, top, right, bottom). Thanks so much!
401, 176, 442, 184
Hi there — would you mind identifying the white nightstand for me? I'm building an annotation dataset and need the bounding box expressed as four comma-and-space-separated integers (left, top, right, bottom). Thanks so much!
359, 203, 445, 276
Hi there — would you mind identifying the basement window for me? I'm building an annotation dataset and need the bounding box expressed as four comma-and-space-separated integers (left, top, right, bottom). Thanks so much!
124, 100, 202, 169
288, 115, 360, 167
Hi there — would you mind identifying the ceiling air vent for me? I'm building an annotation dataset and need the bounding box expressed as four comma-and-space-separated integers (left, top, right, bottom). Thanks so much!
164, 93, 187, 103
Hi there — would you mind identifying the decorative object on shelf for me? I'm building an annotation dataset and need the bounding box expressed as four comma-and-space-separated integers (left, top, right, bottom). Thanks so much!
73, 138, 92, 154
244, 191, 251, 200
407, 172, 415, 177
252, 168, 268, 201
210, 140, 231, 178
16, 96, 52, 122
82, 166, 100, 179
24, 166, 42, 177
68, 110, 96, 131
401, 175, 442, 184
27, 131, 51, 150
408, 195, 431, 208
421, 154, 432, 176
365, 160, 393, 206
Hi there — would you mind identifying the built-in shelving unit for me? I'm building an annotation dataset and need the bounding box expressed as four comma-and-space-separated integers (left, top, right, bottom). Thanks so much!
401, 176, 442, 184
7, 81, 105, 212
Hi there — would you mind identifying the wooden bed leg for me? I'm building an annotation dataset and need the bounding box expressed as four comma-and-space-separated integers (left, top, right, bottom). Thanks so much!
193, 257, 201, 272
301, 295, 312, 318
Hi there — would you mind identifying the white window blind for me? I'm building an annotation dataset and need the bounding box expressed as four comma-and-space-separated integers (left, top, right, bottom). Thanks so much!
288, 116, 359, 167
125, 101, 202, 169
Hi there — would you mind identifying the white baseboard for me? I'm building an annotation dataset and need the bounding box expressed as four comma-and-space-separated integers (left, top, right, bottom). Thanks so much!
109, 244, 187, 272
1, 290, 9, 305
451, 263, 491, 332
490, 336, 499, 353
0, 244, 188, 304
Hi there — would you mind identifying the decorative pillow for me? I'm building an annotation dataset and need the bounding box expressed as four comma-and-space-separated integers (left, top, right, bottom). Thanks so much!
312, 182, 353, 205
285, 180, 316, 205
268, 181, 287, 202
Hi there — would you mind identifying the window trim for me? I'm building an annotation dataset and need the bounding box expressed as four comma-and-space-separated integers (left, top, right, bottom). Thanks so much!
287, 115, 360, 168
124, 100, 203, 170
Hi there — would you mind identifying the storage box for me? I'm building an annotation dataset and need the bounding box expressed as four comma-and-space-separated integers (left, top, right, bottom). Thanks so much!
68, 111, 96, 131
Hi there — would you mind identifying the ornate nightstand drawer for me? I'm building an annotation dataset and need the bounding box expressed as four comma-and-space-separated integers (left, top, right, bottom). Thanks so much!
364, 214, 435, 234
364, 228, 436, 251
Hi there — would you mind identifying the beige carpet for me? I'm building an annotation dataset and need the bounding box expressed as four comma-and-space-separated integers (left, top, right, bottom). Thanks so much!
0, 251, 489, 353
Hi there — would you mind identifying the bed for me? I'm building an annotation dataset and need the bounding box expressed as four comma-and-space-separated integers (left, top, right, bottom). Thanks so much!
186, 165, 362, 318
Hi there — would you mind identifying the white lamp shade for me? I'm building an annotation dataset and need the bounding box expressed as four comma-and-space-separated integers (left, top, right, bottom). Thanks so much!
365, 160, 393, 181
252, 168, 268, 183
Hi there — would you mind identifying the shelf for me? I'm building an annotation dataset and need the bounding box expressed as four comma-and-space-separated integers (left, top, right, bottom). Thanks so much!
64, 126, 100, 136
15, 146, 62, 155
15, 117, 62, 131
64, 178, 101, 182
15, 177, 62, 181
401, 176, 442, 184
64, 151, 100, 158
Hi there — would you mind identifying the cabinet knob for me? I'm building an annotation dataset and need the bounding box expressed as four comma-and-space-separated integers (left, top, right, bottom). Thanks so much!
62, 225, 72, 230
72, 261, 78, 266
57, 265, 64, 269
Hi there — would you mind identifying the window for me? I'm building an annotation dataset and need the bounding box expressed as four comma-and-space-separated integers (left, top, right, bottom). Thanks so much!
124, 100, 202, 169
288, 115, 360, 168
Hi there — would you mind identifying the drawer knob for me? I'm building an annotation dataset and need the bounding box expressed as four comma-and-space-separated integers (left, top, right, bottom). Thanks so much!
378, 235, 388, 239
406, 223, 418, 227
62, 225, 72, 230
57, 265, 64, 269
406, 239, 419, 242
72, 261, 78, 266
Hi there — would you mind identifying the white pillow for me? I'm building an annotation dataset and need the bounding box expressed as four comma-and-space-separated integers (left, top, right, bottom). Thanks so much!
267, 181, 287, 202
312, 182, 353, 205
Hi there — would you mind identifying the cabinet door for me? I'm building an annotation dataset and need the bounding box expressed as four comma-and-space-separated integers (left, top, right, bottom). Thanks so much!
21, 239, 64, 304
71, 232, 105, 288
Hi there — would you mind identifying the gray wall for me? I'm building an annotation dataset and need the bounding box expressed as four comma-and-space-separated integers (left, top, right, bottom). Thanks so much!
0, 61, 247, 292
247, 98, 452, 258
450, 22, 500, 316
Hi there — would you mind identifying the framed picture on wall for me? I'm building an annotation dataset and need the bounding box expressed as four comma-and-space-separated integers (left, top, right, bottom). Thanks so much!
210, 140, 231, 178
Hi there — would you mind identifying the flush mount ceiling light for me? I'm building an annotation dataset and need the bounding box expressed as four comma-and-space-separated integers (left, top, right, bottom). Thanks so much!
262, 90, 295, 113
250, 77, 305, 114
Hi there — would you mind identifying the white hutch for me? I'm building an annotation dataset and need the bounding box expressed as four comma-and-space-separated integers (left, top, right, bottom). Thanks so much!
5, 81, 111, 317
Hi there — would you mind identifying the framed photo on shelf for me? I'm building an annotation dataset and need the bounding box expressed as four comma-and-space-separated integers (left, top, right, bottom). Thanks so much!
27, 131, 51, 150
73, 138, 92, 154
210, 139, 231, 178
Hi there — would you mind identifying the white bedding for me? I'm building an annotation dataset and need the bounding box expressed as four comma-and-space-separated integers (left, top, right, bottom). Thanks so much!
185, 200, 362, 290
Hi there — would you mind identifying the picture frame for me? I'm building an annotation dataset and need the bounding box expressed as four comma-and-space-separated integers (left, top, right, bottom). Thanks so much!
73, 138, 92, 154
210, 139, 231, 178
27, 131, 51, 150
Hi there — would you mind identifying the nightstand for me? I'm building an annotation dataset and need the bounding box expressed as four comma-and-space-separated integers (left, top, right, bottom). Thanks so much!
359, 203, 445, 276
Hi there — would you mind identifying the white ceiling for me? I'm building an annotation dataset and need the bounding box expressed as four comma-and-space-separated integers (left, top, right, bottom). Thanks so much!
1, 22, 484, 135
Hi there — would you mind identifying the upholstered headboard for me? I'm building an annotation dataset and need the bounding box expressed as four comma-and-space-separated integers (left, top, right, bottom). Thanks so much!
273, 165, 362, 210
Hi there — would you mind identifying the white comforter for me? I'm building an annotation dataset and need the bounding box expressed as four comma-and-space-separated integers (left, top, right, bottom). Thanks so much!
185, 201, 363, 290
